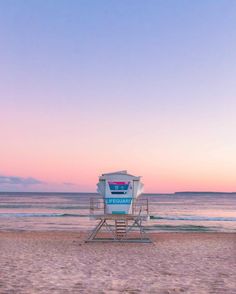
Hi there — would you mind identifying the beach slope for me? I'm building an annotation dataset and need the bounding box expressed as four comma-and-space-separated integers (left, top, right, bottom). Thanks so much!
0, 232, 235, 293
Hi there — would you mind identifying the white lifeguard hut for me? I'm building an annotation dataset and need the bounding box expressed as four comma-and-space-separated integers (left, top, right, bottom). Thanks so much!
87, 171, 151, 243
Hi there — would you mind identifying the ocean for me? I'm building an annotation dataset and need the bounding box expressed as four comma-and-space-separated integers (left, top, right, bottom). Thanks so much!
0, 192, 235, 232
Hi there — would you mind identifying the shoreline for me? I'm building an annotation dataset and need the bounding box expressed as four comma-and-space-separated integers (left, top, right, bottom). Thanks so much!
0, 229, 236, 234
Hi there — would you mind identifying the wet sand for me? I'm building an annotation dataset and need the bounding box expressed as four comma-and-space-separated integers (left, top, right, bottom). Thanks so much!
0, 231, 235, 293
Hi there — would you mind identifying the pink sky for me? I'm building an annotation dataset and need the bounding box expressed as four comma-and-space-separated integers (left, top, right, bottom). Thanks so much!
1, 1, 236, 192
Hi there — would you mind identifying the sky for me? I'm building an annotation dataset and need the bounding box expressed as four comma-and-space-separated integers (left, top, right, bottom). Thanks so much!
1, 0, 236, 193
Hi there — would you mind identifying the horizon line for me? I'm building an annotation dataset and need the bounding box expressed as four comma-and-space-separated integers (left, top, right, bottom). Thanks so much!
0, 191, 236, 194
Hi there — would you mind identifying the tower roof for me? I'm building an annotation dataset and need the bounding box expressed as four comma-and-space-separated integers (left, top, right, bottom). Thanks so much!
100, 170, 141, 180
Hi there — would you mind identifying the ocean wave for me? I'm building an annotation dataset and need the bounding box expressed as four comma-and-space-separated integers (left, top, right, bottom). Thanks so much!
146, 224, 214, 232
1, 213, 235, 222
150, 215, 236, 221
0, 213, 86, 218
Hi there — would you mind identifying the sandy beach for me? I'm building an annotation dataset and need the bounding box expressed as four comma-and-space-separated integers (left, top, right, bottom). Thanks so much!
0, 232, 235, 294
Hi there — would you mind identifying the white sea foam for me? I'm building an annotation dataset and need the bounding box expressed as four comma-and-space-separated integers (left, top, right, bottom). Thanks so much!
151, 215, 236, 221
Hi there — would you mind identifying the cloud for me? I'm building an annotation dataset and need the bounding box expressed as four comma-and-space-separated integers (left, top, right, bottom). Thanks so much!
0, 175, 43, 185
63, 182, 76, 186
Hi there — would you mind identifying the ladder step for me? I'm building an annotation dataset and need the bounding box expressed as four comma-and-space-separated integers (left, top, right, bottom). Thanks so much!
115, 219, 127, 239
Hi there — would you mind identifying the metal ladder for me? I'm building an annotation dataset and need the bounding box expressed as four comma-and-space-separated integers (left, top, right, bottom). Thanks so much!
115, 219, 127, 239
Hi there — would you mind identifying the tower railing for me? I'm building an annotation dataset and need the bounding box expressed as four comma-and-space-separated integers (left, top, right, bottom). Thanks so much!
89, 197, 104, 217
132, 198, 149, 216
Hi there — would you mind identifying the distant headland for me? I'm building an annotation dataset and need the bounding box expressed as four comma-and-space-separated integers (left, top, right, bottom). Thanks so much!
174, 191, 236, 195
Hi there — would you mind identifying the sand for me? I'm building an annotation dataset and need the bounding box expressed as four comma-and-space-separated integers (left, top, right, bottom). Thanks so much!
0, 232, 235, 294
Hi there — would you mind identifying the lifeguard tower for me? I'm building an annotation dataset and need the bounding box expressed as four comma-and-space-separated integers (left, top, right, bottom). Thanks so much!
87, 171, 151, 243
